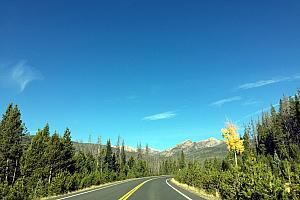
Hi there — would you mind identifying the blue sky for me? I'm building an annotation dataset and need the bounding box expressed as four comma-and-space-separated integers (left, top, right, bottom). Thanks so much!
0, 0, 300, 150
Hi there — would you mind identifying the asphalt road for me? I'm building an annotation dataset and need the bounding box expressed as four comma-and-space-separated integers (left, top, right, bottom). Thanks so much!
53, 176, 205, 200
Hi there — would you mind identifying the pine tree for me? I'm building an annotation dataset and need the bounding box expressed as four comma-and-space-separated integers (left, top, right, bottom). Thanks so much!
127, 156, 135, 169
256, 112, 272, 155
97, 135, 103, 173
242, 125, 251, 159
179, 150, 185, 169
46, 132, 63, 184
137, 142, 142, 160
88, 134, 93, 154
271, 106, 288, 159
21, 124, 50, 194
145, 143, 150, 173
0, 104, 24, 184
121, 140, 126, 167
62, 128, 75, 173
250, 119, 258, 153
119, 139, 127, 179
104, 139, 113, 171
293, 92, 300, 145
145, 144, 149, 156
112, 153, 117, 172
243, 125, 251, 151
116, 135, 121, 164
0, 116, 2, 182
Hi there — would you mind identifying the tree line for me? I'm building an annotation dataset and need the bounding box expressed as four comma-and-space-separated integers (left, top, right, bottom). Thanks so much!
0, 103, 177, 199
4, 90, 299, 199
175, 91, 300, 199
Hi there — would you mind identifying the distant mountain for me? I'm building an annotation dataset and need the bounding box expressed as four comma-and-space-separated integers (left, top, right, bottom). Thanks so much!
159, 137, 227, 161
118, 137, 227, 161
22, 135, 226, 161
122, 146, 160, 155
161, 137, 223, 155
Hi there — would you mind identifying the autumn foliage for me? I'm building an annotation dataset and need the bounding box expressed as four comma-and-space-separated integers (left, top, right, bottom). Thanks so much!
221, 122, 244, 156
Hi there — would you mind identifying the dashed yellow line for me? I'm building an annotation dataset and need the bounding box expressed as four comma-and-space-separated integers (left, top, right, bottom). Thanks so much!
118, 178, 156, 200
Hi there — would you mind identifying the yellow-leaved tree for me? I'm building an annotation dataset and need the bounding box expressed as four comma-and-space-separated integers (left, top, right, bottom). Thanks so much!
221, 122, 244, 166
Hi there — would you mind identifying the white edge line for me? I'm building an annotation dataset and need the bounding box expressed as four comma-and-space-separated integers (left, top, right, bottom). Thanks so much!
57, 176, 164, 200
57, 181, 125, 200
166, 179, 192, 200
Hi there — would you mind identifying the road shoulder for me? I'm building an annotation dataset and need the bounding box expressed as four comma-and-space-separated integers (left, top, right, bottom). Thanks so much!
43, 179, 133, 200
170, 178, 220, 200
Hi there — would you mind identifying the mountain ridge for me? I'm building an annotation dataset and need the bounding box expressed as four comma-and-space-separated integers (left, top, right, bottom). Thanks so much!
109, 137, 223, 153
72, 137, 227, 161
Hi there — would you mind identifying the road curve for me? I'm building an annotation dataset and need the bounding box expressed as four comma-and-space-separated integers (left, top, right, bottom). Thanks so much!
52, 176, 205, 200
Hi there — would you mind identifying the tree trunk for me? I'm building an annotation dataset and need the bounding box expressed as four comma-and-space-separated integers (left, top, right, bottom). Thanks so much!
5, 158, 9, 182
48, 167, 52, 184
234, 151, 237, 166
12, 159, 18, 183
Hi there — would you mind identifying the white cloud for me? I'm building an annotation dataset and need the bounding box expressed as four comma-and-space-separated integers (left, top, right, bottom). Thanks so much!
293, 74, 300, 79
242, 99, 261, 106
237, 103, 280, 123
210, 96, 242, 107
238, 74, 300, 90
142, 111, 177, 121
127, 95, 139, 102
238, 77, 289, 90
0, 60, 43, 92
127, 95, 138, 100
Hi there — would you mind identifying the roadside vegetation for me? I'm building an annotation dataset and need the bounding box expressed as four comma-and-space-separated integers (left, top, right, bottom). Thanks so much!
1, 91, 299, 199
0, 104, 163, 199
175, 91, 300, 199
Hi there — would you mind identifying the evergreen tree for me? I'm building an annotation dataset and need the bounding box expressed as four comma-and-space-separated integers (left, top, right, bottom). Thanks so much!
145, 143, 149, 157
120, 140, 126, 167
104, 139, 113, 171
112, 153, 117, 172
88, 134, 93, 154
62, 128, 75, 173
243, 125, 251, 151
251, 119, 258, 153
291, 92, 300, 146
116, 135, 121, 164
0, 104, 24, 184
21, 124, 50, 195
96, 135, 103, 173
257, 113, 269, 155
46, 132, 63, 184
178, 150, 185, 169
0, 103, 160, 199
137, 142, 142, 160
127, 156, 135, 170
271, 106, 288, 159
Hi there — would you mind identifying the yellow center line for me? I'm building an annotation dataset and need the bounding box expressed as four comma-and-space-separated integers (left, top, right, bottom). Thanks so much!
118, 178, 157, 200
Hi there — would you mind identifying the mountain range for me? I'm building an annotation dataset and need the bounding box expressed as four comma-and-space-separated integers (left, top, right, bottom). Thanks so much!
74, 137, 227, 161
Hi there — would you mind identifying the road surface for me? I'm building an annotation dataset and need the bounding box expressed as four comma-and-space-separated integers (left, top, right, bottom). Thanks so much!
52, 176, 205, 200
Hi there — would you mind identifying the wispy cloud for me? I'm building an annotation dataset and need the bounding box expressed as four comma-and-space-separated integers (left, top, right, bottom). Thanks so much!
293, 74, 300, 79
236, 103, 280, 124
142, 111, 177, 121
127, 95, 139, 102
210, 96, 242, 107
242, 99, 261, 106
127, 95, 138, 100
0, 60, 43, 92
238, 74, 300, 90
